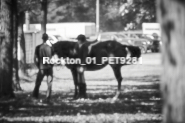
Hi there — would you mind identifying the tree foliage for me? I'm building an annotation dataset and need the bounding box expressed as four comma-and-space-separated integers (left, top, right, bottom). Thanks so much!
17, 0, 40, 23
17, 0, 157, 31
119, 0, 156, 30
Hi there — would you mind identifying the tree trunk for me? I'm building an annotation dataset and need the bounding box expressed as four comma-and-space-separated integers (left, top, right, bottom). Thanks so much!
18, 11, 28, 80
157, 0, 185, 123
0, 0, 15, 98
12, 0, 22, 91
25, 11, 30, 31
41, 0, 47, 34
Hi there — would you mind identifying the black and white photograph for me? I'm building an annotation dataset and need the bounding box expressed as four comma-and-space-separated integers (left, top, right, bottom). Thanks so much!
0, 0, 184, 123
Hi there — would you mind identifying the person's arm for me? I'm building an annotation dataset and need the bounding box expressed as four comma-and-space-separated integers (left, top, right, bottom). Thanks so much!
51, 46, 55, 56
34, 46, 39, 68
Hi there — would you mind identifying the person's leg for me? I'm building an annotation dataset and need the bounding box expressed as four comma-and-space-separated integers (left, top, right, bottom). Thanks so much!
32, 70, 45, 98
111, 65, 123, 102
77, 66, 87, 98
71, 69, 79, 99
46, 68, 53, 101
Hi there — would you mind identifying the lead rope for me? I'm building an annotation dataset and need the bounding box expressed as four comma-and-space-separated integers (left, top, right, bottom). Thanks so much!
46, 40, 61, 71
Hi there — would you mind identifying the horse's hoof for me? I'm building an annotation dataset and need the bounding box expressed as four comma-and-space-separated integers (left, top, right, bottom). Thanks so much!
32, 97, 39, 102
32, 95, 39, 100
32, 93, 39, 99
83, 95, 87, 99
81, 94, 87, 99
77, 94, 87, 99
41, 99, 53, 105
111, 97, 117, 103
80, 98, 85, 101
44, 98, 50, 102
73, 95, 79, 100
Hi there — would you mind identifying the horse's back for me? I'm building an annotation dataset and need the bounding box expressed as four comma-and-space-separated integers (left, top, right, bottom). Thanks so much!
89, 40, 141, 58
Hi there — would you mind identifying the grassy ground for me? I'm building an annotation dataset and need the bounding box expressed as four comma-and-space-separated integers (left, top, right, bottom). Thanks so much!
0, 53, 162, 123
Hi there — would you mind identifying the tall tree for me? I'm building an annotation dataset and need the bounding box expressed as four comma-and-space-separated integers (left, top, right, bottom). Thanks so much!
41, 0, 47, 34
0, 0, 15, 98
157, 0, 185, 123
17, 11, 27, 78
12, 0, 22, 91
17, 0, 40, 78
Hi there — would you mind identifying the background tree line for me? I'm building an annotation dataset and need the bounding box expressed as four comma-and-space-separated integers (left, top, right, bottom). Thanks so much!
25, 0, 156, 31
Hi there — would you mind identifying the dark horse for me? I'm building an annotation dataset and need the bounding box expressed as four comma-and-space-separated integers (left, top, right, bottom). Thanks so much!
53, 40, 141, 100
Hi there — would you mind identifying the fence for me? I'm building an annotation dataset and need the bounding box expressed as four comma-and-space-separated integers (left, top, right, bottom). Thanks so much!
1, 31, 40, 65
24, 31, 42, 64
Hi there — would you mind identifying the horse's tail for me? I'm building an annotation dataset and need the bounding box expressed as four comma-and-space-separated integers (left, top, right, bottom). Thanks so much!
125, 45, 141, 58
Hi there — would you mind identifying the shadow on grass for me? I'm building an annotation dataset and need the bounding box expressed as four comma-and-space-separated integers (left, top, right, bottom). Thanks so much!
0, 75, 162, 123
80, 75, 160, 82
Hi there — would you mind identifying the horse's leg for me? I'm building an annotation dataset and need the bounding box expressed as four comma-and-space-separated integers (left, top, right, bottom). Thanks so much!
77, 66, 87, 98
81, 72, 87, 98
111, 65, 123, 101
78, 73, 87, 98
71, 69, 79, 99
46, 74, 53, 101
32, 70, 44, 98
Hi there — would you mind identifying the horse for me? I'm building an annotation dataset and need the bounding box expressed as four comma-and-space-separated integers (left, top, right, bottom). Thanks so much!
53, 40, 141, 101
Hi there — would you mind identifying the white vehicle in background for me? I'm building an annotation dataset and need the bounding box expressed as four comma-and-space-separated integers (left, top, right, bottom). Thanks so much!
142, 23, 161, 37
48, 34, 77, 44
24, 22, 96, 39
48, 35, 62, 44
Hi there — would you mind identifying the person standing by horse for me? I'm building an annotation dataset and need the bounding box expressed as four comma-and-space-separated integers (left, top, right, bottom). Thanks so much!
32, 33, 54, 101
76, 34, 100, 64
74, 34, 88, 98
75, 34, 103, 98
